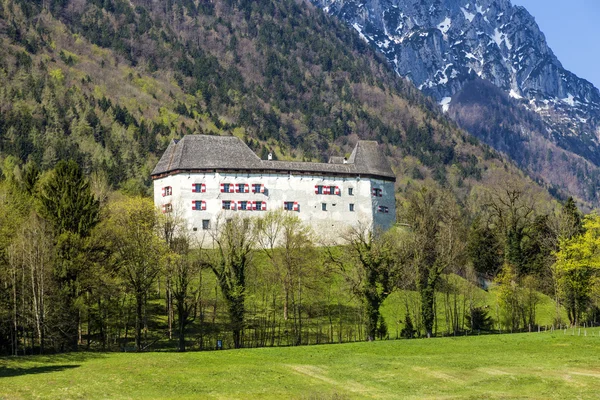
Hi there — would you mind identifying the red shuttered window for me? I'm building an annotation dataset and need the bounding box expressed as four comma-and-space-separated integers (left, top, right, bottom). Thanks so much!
252, 184, 265, 194
192, 200, 207, 211
253, 201, 267, 211
236, 183, 249, 193
220, 183, 234, 193
315, 185, 340, 195
192, 183, 206, 193
284, 201, 299, 211
222, 200, 237, 210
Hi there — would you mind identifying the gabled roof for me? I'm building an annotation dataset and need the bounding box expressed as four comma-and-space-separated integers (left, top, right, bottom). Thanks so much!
152, 135, 395, 181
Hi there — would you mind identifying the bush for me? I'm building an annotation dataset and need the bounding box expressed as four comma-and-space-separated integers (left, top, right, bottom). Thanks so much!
400, 314, 415, 339
466, 306, 494, 331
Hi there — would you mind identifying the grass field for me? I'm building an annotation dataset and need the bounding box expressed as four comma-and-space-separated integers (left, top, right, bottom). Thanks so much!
1, 329, 600, 399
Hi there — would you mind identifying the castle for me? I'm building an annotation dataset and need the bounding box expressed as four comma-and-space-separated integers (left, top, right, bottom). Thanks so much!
151, 135, 396, 243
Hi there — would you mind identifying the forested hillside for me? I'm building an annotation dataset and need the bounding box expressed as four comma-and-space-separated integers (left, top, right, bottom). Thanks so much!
0, 0, 549, 198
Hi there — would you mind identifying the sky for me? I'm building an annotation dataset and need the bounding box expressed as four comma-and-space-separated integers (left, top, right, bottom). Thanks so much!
510, 0, 600, 89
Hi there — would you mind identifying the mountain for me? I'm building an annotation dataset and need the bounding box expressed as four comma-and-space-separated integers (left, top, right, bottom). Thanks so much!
311, 0, 600, 205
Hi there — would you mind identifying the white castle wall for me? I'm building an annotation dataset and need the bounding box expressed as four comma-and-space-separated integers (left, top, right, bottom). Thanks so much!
154, 171, 395, 245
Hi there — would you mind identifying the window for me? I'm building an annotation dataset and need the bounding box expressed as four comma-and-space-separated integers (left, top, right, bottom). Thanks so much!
238, 201, 250, 211
284, 201, 299, 211
192, 200, 206, 211
162, 203, 173, 213
222, 200, 235, 210
192, 183, 206, 193
349, 203, 355, 212
202, 220, 210, 230
322, 203, 327, 211
254, 201, 267, 211
372, 188, 383, 197
236, 183, 249, 193
252, 184, 264, 194
348, 188, 354, 196
220, 183, 234, 193
377, 206, 389, 213
315, 185, 340, 195
162, 186, 172, 197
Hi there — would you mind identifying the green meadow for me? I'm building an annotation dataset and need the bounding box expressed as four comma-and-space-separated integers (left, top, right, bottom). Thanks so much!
2, 329, 600, 399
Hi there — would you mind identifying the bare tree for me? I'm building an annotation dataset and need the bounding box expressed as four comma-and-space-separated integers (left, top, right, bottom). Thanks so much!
484, 179, 538, 275
159, 207, 205, 352
327, 223, 407, 341
10, 214, 53, 353
403, 185, 466, 338
204, 215, 256, 349
257, 211, 315, 323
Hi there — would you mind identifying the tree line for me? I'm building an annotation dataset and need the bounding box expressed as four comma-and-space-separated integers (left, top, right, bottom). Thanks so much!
0, 158, 599, 355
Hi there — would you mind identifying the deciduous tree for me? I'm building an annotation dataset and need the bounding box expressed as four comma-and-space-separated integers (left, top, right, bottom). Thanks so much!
104, 197, 166, 350
554, 213, 600, 326
404, 185, 466, 338
205, 215, 256, 348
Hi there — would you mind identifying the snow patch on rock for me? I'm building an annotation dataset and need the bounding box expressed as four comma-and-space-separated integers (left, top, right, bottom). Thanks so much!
461, 7, 475, 22
509, 89, 522, 99
437, 17, 451, 35
440, 97, 452, 112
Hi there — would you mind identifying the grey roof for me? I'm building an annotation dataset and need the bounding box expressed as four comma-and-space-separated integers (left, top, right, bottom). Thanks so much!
152, 135, 395, 181
328, 156, 346, 164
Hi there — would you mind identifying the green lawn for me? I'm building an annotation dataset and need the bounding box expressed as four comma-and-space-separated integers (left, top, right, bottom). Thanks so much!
2, 329, 600, 399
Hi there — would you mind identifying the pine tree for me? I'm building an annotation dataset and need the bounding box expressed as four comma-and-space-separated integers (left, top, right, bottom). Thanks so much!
37, 160, 100, 351
38, 160, 99, 237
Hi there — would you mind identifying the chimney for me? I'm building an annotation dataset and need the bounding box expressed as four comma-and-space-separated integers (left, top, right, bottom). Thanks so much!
268, 152, 273, 161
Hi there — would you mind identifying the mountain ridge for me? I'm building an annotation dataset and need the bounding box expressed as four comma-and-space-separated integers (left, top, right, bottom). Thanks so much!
311, 0, 600, 205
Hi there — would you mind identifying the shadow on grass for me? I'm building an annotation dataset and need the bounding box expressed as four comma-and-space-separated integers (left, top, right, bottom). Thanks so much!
0, 351, 106, 364
0, 364, 79, 378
